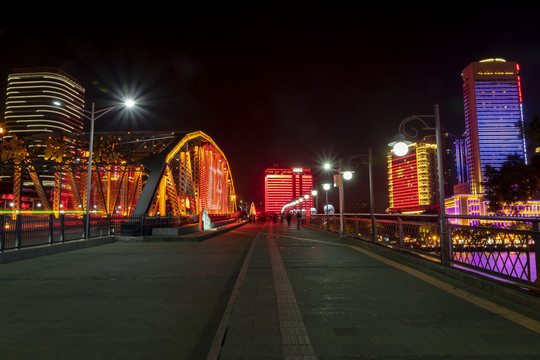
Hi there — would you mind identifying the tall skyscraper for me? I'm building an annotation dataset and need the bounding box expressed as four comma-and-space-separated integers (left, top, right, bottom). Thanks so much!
461, 59, 526, 194
4, 68, 85, 138
265, 167, 313, 214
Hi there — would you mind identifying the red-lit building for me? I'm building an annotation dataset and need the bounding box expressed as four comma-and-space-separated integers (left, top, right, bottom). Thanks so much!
265, 168, 313, 214
387, 140, 439, 213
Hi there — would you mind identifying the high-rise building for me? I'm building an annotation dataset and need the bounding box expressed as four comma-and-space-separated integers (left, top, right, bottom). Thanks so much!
265, 167, 313, 214
461, 58, 526, 194
387, 139, 439, 213
4, 68, 85, 138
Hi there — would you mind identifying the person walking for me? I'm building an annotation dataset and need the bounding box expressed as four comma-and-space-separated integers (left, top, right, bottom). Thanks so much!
286, 211, 292, 226
296, 211, 302, 229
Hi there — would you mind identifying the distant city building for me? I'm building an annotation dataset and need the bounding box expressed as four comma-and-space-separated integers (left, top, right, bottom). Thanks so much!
3, 68, 85, 138
461, 58, 526, 194
387, 139, 439, 213
445, 194, 540, 226
454, 134, 468, 184
265, 167, 313, 214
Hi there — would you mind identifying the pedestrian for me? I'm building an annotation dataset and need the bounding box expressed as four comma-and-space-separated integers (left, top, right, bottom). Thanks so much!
286, 211, 291, 226
296, 211, 302, 229
280, 212, 284, 224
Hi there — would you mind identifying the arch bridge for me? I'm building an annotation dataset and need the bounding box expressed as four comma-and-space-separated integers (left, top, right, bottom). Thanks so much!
0, 130, 237, 223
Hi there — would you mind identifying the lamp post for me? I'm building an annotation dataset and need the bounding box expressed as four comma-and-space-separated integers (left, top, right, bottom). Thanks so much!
83, 100, 135, 239
323, 183, 331, 231
311, 189, 318, 214
344, 148, 376, 242
324, 160, 354, 238
389, 104, 448, 265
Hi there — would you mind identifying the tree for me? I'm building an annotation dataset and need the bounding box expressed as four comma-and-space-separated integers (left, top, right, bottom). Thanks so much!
482, 155, 540, 213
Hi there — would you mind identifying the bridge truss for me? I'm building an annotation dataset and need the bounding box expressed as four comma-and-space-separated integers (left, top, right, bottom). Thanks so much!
0, 130, 237, 221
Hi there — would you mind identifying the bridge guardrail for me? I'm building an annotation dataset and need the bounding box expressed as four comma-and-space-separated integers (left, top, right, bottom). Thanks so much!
0, 213, 223, 251
309, 213, 539, 290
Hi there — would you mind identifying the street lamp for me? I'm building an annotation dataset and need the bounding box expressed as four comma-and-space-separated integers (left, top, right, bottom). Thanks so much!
324, 159, 356, 238
311, 189, 318, 214
322, 183, 331, 231
388, 104, 448, 265
83, 99, 135, 239
344, 149, 376, 242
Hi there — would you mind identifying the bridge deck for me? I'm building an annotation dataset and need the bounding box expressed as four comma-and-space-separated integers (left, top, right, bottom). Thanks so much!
1, 221, 539, 359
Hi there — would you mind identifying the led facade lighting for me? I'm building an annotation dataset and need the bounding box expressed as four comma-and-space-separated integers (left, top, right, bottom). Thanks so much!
388, 141, 438, 213
4, 68, 85, 136
264, 168, 313, 214
461, 59, 527, 194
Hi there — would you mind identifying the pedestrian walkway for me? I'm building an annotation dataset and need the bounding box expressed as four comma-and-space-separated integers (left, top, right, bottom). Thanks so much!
1, 219, 539, 359
215, 219, 540, 359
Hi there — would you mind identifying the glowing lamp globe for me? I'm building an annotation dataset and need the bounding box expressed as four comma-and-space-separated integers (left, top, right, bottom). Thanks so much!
393, 141, 409, 157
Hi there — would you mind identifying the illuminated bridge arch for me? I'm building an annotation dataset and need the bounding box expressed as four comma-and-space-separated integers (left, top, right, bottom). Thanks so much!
0, 130, 237, 221
133, 131, 237, 218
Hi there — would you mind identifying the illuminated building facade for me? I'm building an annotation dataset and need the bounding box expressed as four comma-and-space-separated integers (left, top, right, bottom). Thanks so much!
265, 167, 313, 214
462, 59, 526, 194
4, 68, 85, 137
387, 140, 439, 213
446, 194, 540, 227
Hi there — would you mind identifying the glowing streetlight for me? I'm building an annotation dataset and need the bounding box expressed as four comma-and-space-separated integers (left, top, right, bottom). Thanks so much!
388, 104, 448, 265
323, 160, 354, 238
83, 99, 136, 239
322, 183, 331, 231
311, 190, 318, 214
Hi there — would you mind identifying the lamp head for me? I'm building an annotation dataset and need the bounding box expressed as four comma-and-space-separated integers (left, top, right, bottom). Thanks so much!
343, 171, 353, 180
388, 133, 411, 157
124, 99, 135, 108
391, 141, 410, 156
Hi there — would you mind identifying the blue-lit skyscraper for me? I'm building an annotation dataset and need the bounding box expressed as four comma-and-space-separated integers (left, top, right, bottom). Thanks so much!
461, 59, 526, 194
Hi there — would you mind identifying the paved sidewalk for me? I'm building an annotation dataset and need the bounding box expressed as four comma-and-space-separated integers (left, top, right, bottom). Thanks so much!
1, 219, 539, 359
217, 220, 540, 359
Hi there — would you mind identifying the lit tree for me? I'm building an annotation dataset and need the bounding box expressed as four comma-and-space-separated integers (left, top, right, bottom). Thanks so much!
483, 155, 539, 213
482, 114, 540, 212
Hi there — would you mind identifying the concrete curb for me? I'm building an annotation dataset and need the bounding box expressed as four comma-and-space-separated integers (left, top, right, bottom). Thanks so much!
116, 220, 249, 242
0, 237, 116, 264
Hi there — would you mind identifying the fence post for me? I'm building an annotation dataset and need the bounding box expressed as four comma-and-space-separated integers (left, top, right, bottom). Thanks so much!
15, 214, 22, 249
0, 214, 4, 252
535, 220, 540, 288
398, 216, 404, 248
106, 215, 111, 236
84, 213, 89, 240
59, 214, 65, 243
371, 214, 377, 243
48, 214, 54, 244
446, 219, 453, 264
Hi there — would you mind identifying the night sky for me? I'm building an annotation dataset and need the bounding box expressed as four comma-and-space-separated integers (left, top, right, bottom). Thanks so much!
1, 5, 540, 212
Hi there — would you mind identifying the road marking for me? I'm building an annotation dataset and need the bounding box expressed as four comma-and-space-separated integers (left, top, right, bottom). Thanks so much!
206, 227, 259, 360
268, 223, 317, 359
276, 233, 540, 335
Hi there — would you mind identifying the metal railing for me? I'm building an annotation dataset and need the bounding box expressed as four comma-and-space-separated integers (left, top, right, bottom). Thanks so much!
0, 213, 196, 252
309, 213, 539, 289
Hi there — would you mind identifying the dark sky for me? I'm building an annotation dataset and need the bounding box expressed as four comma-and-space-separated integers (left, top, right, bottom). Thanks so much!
1, 4, 540, 212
